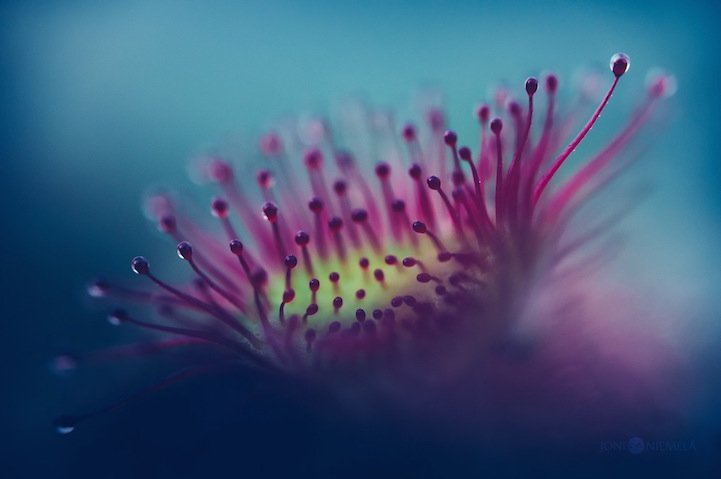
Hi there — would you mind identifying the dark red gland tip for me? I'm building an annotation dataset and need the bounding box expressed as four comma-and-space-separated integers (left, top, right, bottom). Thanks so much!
309, 278, 320, 292
375, 162, 391, 179
257, 170, 273, 189
259, 132, 283, 156
403, 295, 417, 306
374, 269, 385, 282
402, 257, 417, 267
309, 197, 323, 213
283, 289, 296, 302
417, 272, 433, 283
304, 148, 323, 169
428, 109, 445, 131
476, 104, 490, 124
391, 199, 405, 213
359, 257, 369, 269
211, 198, 229, 218
329, 272, 340, 283
402, 124, 416, 142
229, 239, 244, 256
412, 221, 427, 234
490, 118, 503, 134
458, 146, 472, 162
328, 216, 343, 231
295, 231, 310, 246
251, 269, 268, 287
284, 255, 298, 269
408, 163, 422, 179
158, 215, 176, 233
356, 289, 366, 299
443, 130, 457, 146
648, 74, 674, 98
209, 159, 234, 183
176, 241, 193, 261
333, 296, 343, 309
262, 202, 279, 222
611, 53, 630, 77
351, 209, 368, 223
335, 150, 354, 168
131, 256, 150, 275
384, 255, 398, 265
545, 74, 558, 93
333, 180, 347, 195
87, 279, 109, 298
426, 176, 441, 190
525, 77, 539, 95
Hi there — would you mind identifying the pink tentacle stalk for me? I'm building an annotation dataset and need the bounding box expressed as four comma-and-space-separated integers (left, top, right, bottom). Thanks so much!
533, 53, 630, 209
545, 74, 671, 223
505, 77, 538, 229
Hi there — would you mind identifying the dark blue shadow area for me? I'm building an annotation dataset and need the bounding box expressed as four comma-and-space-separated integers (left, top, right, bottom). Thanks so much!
8, 368, 721, 478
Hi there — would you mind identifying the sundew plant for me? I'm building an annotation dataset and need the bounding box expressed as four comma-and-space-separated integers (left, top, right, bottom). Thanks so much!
51, 51, 689, 445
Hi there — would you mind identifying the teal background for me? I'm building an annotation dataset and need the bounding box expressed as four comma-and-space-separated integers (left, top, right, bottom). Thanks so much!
1, 0, 720, 477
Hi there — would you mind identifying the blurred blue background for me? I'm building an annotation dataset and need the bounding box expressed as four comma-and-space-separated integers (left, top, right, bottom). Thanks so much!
1, 0, 720, 477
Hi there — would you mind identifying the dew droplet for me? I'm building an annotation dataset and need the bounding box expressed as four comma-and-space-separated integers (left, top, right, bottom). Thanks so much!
54, 415, 76, 435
